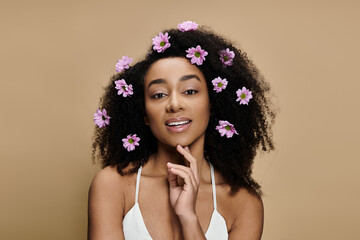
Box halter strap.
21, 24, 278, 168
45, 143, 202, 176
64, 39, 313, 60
209, 162, 217, 210
135, 166, 142, 203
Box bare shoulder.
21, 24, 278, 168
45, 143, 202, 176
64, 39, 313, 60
90, 165, 129, 191
227, 188, 264, 240
88, 165, 134, 240
232, 188, 263, 217
89, 164, 136, 196
90, 166, 125, 203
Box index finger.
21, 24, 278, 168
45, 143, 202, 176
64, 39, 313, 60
176, 145, 199, 183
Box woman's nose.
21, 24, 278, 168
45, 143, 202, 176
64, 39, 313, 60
166, 92, 184, 113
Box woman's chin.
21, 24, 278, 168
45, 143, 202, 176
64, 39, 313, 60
158, 138, 191, 149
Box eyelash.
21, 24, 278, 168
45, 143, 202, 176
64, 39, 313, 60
151, 93, 166, 99
185, 89, 198, 95
151, 89, 198, 99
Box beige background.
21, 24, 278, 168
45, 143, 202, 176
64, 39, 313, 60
1, 0, 359, 239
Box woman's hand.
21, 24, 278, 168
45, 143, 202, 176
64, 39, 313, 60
167, 145, 200, 218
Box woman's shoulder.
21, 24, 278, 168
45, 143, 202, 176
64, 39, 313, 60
89, 167, 120, 207
89, 164, 138, 211
221, 186, 263, 214
228, 186, 262, 203
88, 165, 138, 236
88, 165, 137, 239
231, 188, 263, 215
90, 164, 136, 196
220, 187, 263, 237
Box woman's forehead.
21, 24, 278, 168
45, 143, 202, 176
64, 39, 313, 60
144, 57, 205, 86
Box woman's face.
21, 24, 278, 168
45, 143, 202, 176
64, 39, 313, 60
144, 57, 210, 148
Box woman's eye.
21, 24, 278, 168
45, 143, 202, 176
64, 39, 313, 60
152, 93, 166, 99
185, 89, 198, 95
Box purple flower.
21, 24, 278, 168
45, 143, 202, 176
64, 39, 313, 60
219, 48, 235, 67
186, 45, 208, 65
212, 77, 228, 93
215, 120, 239, 138
115, 79, 133, 97
93, 109, 111, 128
115, 56, 133, 73
152, 32, 171, 53
122, 134, 140, 151
236, 87, 253, 105
178, 21, 198, 32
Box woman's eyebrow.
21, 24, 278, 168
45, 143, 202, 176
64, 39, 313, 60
147, 74, 201, 88
148, 79, 166, 88
180, 74, 200, 82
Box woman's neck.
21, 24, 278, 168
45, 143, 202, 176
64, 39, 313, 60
145, 136, 210, 183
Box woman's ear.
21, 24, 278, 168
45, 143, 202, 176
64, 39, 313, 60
142, 106, 149, 125
144, 115, 149, 125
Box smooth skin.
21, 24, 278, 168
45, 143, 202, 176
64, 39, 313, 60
88, 57, 264, 240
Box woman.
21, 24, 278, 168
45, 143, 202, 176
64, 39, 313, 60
89, 21, 275, 240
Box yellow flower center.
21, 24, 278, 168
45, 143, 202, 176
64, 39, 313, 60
217, 82, 223, 87
241, 93, 246, 99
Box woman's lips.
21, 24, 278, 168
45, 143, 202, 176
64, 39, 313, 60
165, 117, 191, 125
165, 120, 192, 133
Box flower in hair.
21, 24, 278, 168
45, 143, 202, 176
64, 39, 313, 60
152, 32, 171, 53
94, 109, 111, 128
122, 134, 140, 151
115, 56, 133, 73
216, 120, 239, 138
178, 21, 198, 32
186, 45, 208, 65
219, 48, 235, 67
212, 77, 228, 93
115, 79, 133, 97
236, 87, 252, 105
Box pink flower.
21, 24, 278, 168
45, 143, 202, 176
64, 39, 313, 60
219, 48, 235, 67
94, 109, 111, 128
236, 87, 253, 105
216, 120, 239, 138
115, 56, 133, 73
122, 134, 140, 151
152, 32, 171, 53
186, 45, 208, 65
115, 79, 133, 97
212, 77, 228, 93
178, 21, 198, 32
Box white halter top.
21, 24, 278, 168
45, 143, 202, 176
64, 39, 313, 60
122, 162, 228, 240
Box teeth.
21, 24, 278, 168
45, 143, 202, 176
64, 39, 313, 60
167, 121, 190, 126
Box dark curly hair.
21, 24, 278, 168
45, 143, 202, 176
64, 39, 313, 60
92, 26, 276, 195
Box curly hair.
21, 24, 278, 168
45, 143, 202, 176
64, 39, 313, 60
92, 26, 276, 195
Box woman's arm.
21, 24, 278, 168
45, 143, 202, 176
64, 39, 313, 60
167, 145, 206, 240
178, 213, 207, 240
228, 190, 264, 240
88, 167, 125, 240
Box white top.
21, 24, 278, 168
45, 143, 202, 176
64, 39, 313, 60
122, 162, 228, 240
